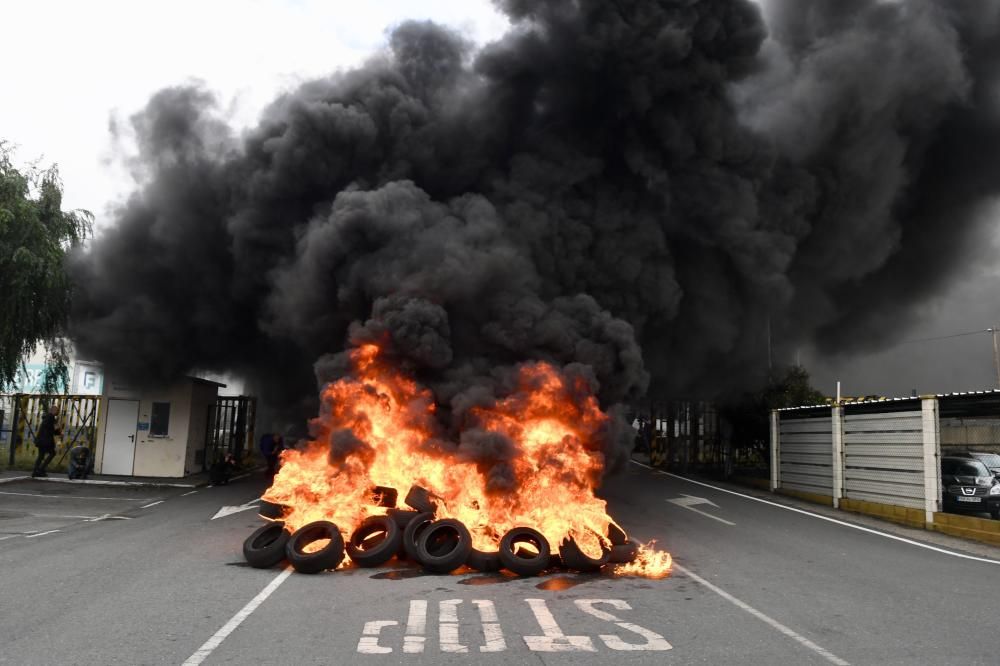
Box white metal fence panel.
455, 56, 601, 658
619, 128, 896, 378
779, 415, 833, 497
843, 410, 925, 509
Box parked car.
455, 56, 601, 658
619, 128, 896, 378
941, 456, 1000, 519
965, 451, 1000, 478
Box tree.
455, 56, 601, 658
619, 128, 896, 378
721, 365, 827, 467
0, 143, 92, 392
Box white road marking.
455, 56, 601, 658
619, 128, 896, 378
140, 500, 164, 509
25, 530, 60, 538
182, 567, 292, 665
439, 599, 468, 653
0, 476, 30, 484
181, 490, 198, 496
574, 600, 672, 651
523, 598, 596, 652
0, 535, 17, 541
473, 600, 506, 653
404, 599, 427, 653
0, 490, 153, 502
33, 477, 196, 488
667, 495, 735, 525
357, 621, 398, 654
84, 514, 132, 522
675, 563, 850, 665
211, 499, 261, 520
633, 462, 1000, 566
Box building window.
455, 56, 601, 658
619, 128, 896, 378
151, 402, 171, 437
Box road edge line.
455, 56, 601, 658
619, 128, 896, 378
182, 567, 293, 665
631, 461, 1000, 566
674, 563, 849, 665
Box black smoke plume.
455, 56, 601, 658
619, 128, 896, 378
71, 0, 1000, 467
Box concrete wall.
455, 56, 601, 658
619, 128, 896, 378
132, 381, 193, 478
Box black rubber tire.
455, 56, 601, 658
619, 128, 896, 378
499, 527, 551, 577
347, 515, 402, 567
258, 500, 285, 520
416, 519, 473, 574
243, 522, 289, 568
559, 536, 611, 572
991, 509, 1000, 520
403, 512, 435, 561
286, 521, 346, 574
607, 523, 628, 546
609, 538, 640, 564
387, 508, 421, 528
404, 485, 437, 514
466, 547, 502, 572
370, 486, 398, 508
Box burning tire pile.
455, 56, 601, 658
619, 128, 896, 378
241, 345, 671, 579
242, 485, 645, 577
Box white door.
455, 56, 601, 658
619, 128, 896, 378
103, 399, 139, 475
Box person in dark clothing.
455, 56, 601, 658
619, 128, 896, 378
67, 445, 92, 480
260, 432, 284, 478
32, 405, 61, 478
209, 452, 237, 485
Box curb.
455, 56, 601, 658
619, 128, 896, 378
0, 466, 265, 490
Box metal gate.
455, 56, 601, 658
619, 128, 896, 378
5, 394, 102, 472
203, 396, 257, 469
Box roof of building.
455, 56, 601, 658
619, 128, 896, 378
776, 388, 1000, 412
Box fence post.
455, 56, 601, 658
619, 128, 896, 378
769, 410, 780, 492
831, 405, 844, 509
920, 396, 941, 525
9, 394, 22, 467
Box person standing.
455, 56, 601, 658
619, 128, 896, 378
260, 432, 284, 479
32, 404, 61, 478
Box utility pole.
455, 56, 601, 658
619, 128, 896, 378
986, 326, 1000, 389
766, 316, 772, 376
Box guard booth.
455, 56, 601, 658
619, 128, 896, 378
95, 376, 228, 478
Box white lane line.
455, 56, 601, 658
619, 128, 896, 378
0, 535, 17, 541
630, 461, 1000, 566
25, 530, 61, 539
0, 476, 30, 484
0, 490, 154, 502
183, 567, 293, 665
140, 500, 164, 509
675, 563, 849, 665
181, 490, 198, 496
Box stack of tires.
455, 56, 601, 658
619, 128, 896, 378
243, 485, 640, 575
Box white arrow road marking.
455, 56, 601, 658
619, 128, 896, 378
667, 494, 734, 525
211, 498, 261, 520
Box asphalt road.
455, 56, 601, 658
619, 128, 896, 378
1, 462, 999, 665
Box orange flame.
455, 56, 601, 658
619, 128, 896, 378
263, 344, 669, 577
